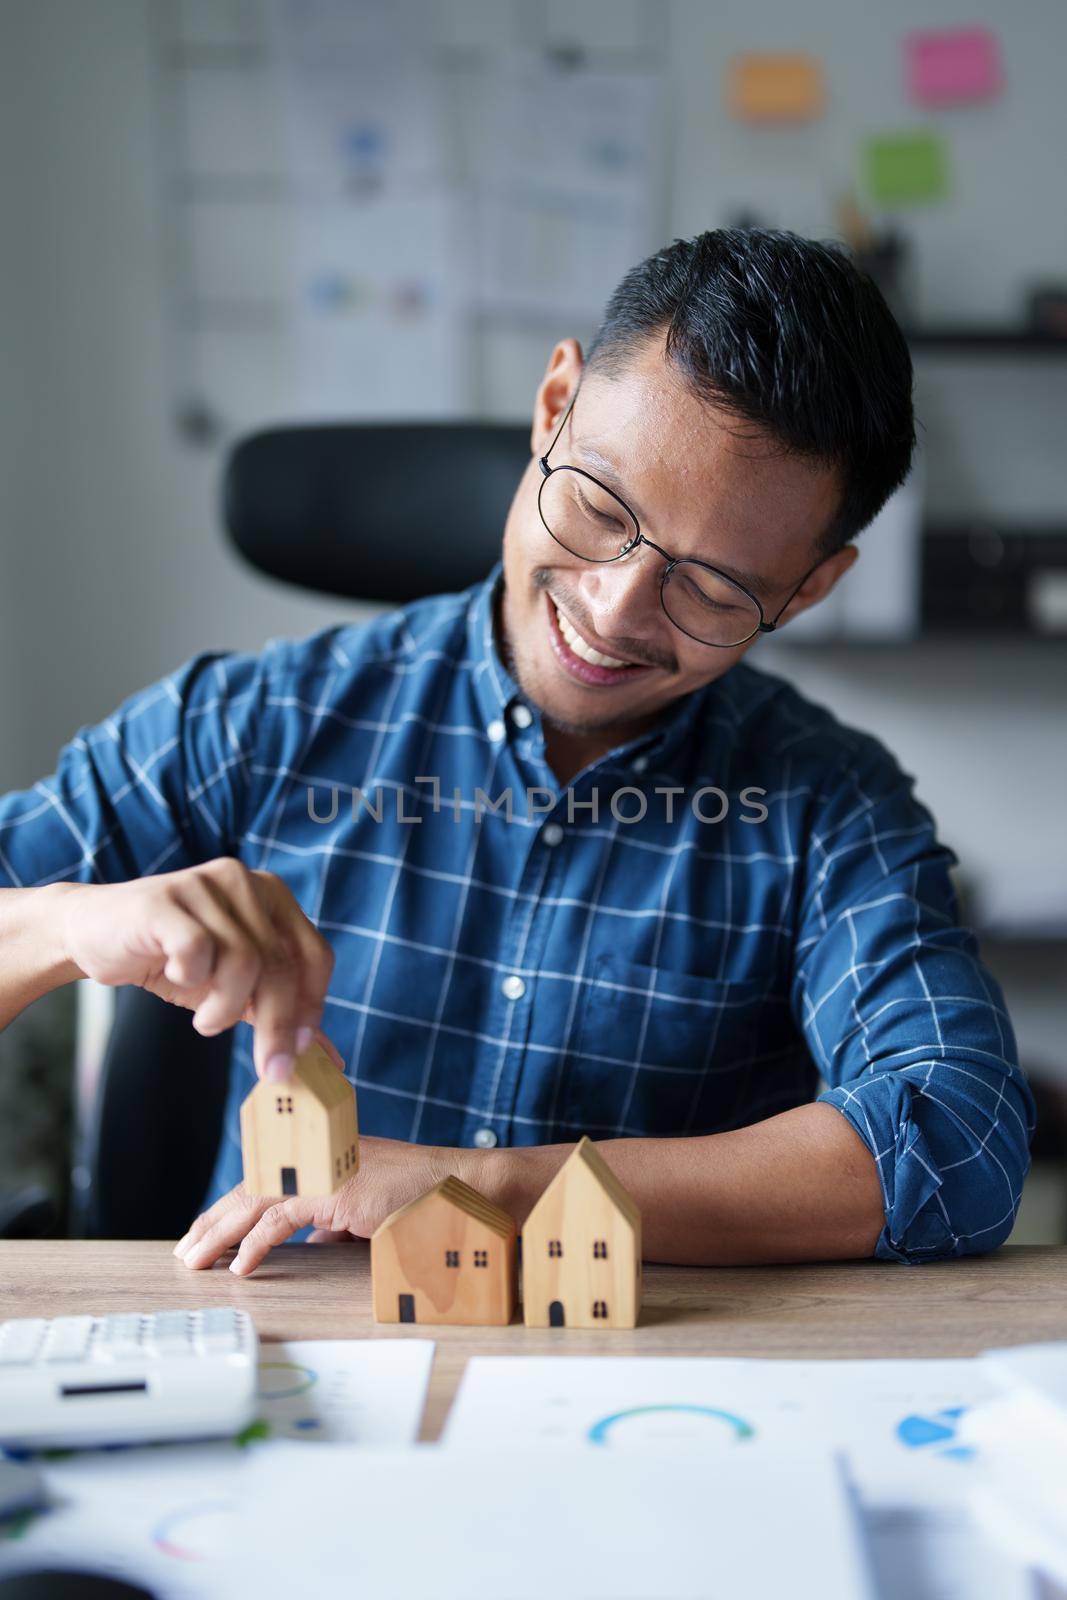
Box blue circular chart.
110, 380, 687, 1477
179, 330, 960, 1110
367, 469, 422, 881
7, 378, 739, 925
588, 1404, 756, 1447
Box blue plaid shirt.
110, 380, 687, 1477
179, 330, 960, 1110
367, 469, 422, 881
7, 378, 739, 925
0, 564, 1034, 1262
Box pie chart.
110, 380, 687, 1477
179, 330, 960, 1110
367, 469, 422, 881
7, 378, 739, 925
896, 1406, 975, 1461
152, 1500, 236, 1562
588, 1404, 756, 1447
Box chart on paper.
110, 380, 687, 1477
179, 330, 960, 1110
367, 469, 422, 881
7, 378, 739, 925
443, 1355, 998, 1490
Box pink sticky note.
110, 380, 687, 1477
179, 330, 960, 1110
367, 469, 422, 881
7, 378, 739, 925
905, 27, 1003, 107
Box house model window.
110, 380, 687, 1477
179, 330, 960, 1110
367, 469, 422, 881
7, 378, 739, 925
593, 1240, 608, 1259
275, 1096, 294, 1114
592, 1300, 608, 1319
473, 1249, 489, 1268
548, 1239, 563, 1258
445, 1249, 460, 1268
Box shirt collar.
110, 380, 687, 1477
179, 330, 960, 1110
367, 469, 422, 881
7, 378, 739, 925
466, 560, 720, 774
468, 561, 520, 732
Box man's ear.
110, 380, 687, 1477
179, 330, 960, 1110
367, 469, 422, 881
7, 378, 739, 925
531, 338, 584, 456
774, 543, 859, 628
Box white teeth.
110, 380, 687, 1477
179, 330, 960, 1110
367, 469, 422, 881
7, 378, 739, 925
552, 600, 629, 668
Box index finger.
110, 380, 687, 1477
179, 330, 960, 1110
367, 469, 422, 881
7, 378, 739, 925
255, 872, 335, 1037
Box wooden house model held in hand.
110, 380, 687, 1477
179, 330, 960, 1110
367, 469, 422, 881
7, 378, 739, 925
372, 1176, 517, 1326
239, 1041, 358, 1198
521, 1136, 641, 1329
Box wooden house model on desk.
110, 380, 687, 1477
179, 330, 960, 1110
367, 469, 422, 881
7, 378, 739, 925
372, 1176, 517, 1325
240, 1041, 359, 1198
521, 1136, 642, 1329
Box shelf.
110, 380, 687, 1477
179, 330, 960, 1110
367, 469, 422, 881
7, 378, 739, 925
905, 328, 1067, 354
771, 631, 1066, 649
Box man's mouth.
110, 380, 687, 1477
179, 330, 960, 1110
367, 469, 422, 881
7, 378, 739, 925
545, 593, 655, 688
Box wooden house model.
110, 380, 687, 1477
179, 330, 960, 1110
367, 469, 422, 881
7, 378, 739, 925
240, 1041, 358, 1198
521, 1136, 642, 1329
372, 1176, 517, 1326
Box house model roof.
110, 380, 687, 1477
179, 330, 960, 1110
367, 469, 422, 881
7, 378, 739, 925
373, 1175, 516, 1241
251, 1042, 353, 1109
528, 1136, 640, 1228
298, 1046, 354, 1107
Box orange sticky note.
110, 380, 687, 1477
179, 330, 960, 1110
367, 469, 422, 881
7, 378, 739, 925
727, 53, 826, 123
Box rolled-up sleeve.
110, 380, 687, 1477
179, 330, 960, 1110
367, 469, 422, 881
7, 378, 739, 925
793, 737, 1035, 1264
0, 650, 268, 891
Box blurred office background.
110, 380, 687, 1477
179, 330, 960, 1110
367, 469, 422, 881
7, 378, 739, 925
0, 0, 1064, 1240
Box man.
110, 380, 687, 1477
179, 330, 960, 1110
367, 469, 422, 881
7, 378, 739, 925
0, 230, 1033, 1275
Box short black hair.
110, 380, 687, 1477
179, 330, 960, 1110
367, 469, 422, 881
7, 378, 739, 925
584, 229, 916, 555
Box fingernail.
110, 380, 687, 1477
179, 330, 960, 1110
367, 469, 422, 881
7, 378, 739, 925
229, 1259, 244, 1275
295, 1026, 314, 1053
173, 1237, 190, 1258
264, 1054, 295, 1082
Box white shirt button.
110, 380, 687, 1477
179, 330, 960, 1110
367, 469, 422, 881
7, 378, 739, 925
487, 719, 506, 743
542, 823, 564, 847
511, 704, 533, 729
473, 1127, 499, 1149
632, 755, 649, 773
501, 974, 526, 1001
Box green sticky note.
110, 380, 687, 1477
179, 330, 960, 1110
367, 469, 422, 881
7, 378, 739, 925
862, 131, 950, 206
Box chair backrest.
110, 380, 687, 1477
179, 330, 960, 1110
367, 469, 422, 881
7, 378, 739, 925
80, 986, 232, 1238
224, 421, 532, 601
85, 422, 530, 1235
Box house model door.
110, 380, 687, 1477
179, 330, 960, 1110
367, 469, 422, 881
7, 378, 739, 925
281, 1166, 297, 1195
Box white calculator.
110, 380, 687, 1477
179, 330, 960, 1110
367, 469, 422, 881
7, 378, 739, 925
0, 1308, 259, 1450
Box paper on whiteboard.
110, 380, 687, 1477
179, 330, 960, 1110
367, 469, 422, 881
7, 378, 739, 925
473, 49, 667, 321
269, 0, 468, 419
284, 190, 469, 419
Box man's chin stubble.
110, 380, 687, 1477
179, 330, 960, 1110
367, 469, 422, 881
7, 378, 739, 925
501, 636, 657, 739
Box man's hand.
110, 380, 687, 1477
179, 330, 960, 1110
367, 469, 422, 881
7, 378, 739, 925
173, 1136, 457, 1276
55, 858, 334, 1080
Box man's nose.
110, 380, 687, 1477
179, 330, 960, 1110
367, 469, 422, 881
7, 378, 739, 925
576, 542, 664, 644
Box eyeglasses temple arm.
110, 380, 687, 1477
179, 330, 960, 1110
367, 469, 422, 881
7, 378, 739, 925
761, 556, 826, 632
539, 387, 579, 476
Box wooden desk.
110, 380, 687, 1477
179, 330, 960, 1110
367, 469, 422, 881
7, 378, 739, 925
2, 1242, 1064, 1439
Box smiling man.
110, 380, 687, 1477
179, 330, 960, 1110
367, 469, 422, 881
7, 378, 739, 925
0, 230, 1033, 1274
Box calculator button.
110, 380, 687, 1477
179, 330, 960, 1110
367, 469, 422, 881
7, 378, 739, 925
99, 1314, 145, 1344
201, 1309, 239, 1329
41, 1317, 94, 1363
97, 1317, 145, 1360
0, 1320, 47, 1364
197, 1310, 241, 1353
146, 1312, 194, 1357
152, 1312, 192, 1335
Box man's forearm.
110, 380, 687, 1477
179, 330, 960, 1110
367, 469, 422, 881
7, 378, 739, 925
0, 884, 83, 1033
477, 1102, 885, 1266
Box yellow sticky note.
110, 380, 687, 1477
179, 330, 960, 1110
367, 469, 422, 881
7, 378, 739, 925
727, 53, 826, 123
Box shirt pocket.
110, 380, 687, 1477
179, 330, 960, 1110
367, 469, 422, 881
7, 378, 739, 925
563, 952, 768, 1138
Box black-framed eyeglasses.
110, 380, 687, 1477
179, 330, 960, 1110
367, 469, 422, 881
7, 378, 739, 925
537, 386, 820, 649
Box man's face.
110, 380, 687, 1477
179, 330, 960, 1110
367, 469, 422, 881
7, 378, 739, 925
499, 334, 850, 746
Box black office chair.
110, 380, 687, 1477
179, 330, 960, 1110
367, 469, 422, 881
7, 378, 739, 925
76, 420, 532, 1237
